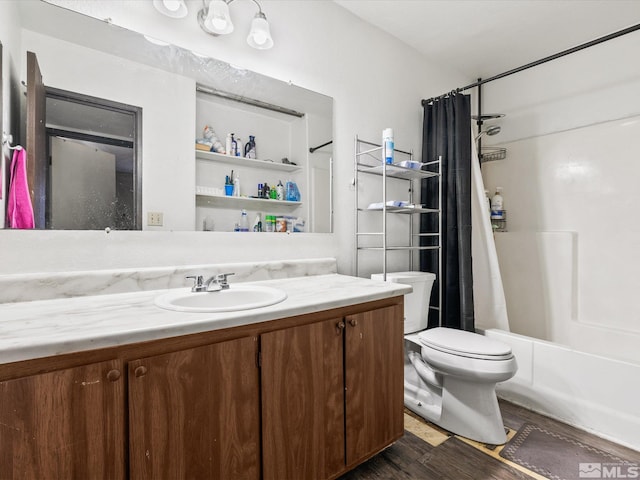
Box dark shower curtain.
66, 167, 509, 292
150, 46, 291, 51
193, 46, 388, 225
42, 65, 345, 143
420, 93, 474, 332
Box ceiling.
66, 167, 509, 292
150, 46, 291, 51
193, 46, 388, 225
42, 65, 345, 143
334, 0, 640, 82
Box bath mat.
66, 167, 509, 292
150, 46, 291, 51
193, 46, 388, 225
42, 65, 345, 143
500, 423, 637, 480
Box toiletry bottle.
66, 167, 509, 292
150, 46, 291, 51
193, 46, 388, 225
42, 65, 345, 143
276, 180, 284, 201
233, 174, 240, 197
490, 187, 504, 219
285, 180, 300, 201
253, 213, 262, 232
383, 128, 394, 164
264, 215, 273, 232
231, 134, 237, 157
239, 209, 249, 232
244, 135, 257, 159
236, 137, 243, 157
225, 133, 232, 155
484, 189, 491, 216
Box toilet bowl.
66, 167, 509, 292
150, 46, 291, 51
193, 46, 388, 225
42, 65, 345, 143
405, 328, 517, 445
372, 271, 517, 445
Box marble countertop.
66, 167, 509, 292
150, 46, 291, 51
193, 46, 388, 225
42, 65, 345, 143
0, 274, 411, 365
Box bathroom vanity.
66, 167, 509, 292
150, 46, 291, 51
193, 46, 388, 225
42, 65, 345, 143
0, 273, 409, 480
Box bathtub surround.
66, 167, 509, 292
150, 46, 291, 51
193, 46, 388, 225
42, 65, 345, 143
486, 329, 640, 451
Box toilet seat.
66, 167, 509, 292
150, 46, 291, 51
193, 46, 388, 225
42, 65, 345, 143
417, 327, 513, 361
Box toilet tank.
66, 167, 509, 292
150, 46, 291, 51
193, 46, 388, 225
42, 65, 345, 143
371, 271, 436, 334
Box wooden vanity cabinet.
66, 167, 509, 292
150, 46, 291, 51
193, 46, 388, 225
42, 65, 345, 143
0, 297, 403, 480
128, 336, 261, 480
261, 303, 404, 480
0, 359, 126, 479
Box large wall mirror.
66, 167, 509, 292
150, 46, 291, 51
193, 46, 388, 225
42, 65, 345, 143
3, 0, 333, 233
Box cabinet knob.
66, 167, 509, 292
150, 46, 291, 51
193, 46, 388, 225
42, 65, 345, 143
106, 369, 121, 382
134, 366, 148, 377
349, 318, 358, 327
336, 321, 345, 333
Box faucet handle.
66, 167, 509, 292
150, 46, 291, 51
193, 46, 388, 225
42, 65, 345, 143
186, 275, 204, 291
215, 272, 235, 285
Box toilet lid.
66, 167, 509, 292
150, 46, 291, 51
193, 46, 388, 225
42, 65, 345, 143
417, 327, 513, 360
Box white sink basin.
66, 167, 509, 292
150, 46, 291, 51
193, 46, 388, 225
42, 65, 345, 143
154, 285, 287, 313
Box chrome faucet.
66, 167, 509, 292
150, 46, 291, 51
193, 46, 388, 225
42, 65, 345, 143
186, 273, 235, 292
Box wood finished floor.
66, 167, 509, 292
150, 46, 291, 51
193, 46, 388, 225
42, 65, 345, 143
338, 400, 640, 480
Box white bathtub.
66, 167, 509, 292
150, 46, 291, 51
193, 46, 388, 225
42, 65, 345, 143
482, 328, 640, 451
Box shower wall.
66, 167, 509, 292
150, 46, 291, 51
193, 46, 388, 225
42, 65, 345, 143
478, 30, 640, 366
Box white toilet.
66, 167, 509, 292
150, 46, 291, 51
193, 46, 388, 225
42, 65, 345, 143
372, 271, 517, 445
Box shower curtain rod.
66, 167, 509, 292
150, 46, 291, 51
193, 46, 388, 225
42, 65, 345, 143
421, 22, 640, 105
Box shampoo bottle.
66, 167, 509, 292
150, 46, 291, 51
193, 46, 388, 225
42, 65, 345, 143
490, 187, 504, 219
382, 128, 394, 164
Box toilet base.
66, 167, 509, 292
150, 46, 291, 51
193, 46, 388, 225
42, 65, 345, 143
404, 375, 508, 445
404, 347, 509, 445
437, 376, 507, 445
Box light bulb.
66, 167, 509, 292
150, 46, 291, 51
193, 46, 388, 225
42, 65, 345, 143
211, 17, 228, 30
247, 13, 273, 50
252, 31, 267, 46
153, 0, 188, 18
163, 0, 181, 12
204, 0, 233, 35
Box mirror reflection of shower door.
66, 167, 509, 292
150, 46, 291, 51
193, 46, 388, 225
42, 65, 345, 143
50, 138, 116, 230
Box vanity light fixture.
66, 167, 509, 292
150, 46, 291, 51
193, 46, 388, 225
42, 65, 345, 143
152, 0, 188, 18
197, 0, 274, 50
201, 0, 234, 34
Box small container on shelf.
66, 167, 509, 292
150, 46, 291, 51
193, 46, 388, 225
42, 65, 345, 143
491, 211, 507, 232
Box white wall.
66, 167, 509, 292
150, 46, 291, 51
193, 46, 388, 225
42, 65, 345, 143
0, 0, 465, 274
479, 31, 640, 365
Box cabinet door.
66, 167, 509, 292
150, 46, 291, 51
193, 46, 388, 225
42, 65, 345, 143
345, 304, 404, 466
128, 336, 261, 480
0, 359, 126, 479
261, 318, 345, 480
